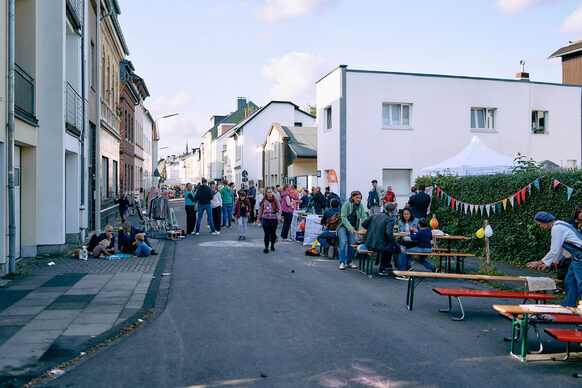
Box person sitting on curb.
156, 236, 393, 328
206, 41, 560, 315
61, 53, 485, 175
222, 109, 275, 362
396, 218, 437, 279
317, 198, 341, 258
93, 238, 113, 259
361, 202, 405, 276
118, 221, 157, 255
133, 233, 153, 257
526, 211, 582, 307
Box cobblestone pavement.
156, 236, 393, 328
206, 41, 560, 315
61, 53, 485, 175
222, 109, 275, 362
0, 237, 167, 384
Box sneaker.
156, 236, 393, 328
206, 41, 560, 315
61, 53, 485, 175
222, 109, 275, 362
271, 246, 275, 251
339, 263, 345, 270
195, 232, 200, 236
263, 248, 269, 253
396, 275, 409, 281
378, 271, 390, 276
346, 263, 358, 269
242, 236, 246, 240
150, 250, 158, 255
327, 246, 335, 259
207, 225, 210, 228
238, 236, 242, 241
211, 231, 220, 235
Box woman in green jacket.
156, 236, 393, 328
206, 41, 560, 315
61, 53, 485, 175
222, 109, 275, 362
336, 191, 367, 270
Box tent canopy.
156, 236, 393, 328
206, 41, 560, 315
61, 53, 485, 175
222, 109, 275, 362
421, 136, 515, 176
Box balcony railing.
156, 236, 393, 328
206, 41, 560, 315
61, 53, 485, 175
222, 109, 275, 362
100, 99, 120, 134
65, 81, 84, 136
15, 63, 35, 119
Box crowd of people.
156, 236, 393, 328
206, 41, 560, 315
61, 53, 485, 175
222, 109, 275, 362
86, 221, 157, 259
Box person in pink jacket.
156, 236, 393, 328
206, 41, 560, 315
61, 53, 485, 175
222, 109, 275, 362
234, 191, 252, 240
258, 187, 282, 253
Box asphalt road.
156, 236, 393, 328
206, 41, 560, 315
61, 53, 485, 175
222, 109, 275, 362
45, 201, 582, 387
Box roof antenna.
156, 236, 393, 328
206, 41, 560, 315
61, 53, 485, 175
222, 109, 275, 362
519, 60, 525, 73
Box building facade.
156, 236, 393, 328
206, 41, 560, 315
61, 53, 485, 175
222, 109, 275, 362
550, 40, 582, 85
316, 65, 582, 206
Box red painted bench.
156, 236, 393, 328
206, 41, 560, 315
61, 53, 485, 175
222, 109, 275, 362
499, 312, 582, 354
433, 288, 557, 321
545, 328, 582, 364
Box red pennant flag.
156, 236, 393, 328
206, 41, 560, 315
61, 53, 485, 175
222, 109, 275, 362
554, 179, 560, 189
521, 187, 527, 201
451, 198, 456, 210
437, 187, 441, 197
515, 193, 521, 205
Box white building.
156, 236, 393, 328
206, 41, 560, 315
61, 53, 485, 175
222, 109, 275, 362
227, 101, 315, 188
143, 110, 154, 190
316, 65, 582, 206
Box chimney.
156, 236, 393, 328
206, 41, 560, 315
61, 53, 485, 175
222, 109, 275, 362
516, 60, 529, 81
237, 97, 247, 111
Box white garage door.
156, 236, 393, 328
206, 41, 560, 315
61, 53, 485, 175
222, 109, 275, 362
382, 169, 411, 210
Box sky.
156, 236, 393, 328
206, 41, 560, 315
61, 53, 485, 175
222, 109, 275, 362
117, 0, 582, 158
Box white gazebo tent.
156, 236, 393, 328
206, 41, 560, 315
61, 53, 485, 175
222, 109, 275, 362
421, 136, 515, 176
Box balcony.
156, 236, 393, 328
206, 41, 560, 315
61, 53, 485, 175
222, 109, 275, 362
100, 99, 120, 137
15, 63, 37, 126
65, 81, 84, 137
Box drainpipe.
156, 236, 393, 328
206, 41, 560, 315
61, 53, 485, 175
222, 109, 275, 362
79, 1, 87, 240
94, 0, 101, 232
7, 0, 15, 273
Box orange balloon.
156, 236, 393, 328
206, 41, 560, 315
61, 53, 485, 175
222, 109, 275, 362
430, 217, 439, 228
299, 221, 306, 231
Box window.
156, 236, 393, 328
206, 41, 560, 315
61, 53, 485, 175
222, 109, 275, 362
471, 107, 496, 130
325, 106, 332, 130
532, 111, 547, 134
101, 156, 109, 199
382, 103, 411, 128
112, 160, 118, 197
90, 42, 95, 88
294, 122, 302, 127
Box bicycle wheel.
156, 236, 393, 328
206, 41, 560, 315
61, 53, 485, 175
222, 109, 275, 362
127, 206, 136, 216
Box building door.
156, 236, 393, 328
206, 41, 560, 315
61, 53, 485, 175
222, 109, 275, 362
382, 169, 411, 208
14, 146, 21, 258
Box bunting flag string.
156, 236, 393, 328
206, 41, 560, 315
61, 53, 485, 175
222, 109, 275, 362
434, 175, 577, 216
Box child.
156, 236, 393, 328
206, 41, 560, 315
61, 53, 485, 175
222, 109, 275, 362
134, 233, 152, 257
396, 218, 437, 278
93, 239, 113, 259
114, 193, 131, 223
234, 191, 251, 240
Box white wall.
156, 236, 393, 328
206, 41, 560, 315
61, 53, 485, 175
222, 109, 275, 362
317, 67, 582, 206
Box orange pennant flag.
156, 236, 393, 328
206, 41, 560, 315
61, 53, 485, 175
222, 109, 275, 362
515, 193, 521, 205
502, 198, 507, 210
521, 187, 527, 201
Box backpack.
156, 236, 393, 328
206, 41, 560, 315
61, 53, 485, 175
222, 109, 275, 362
327, 212, 341, 230
305, 248, 320, 256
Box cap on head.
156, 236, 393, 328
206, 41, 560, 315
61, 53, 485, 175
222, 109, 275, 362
371, 179, 377, 184
534, 212, 556, 223
384, 202, 396, 213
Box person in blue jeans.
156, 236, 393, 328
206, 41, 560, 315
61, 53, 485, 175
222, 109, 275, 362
336, 191, 367, 270
195, 178, 219, 235
221, 182, 235, 227
397, 218, 436, 277
317, 199, 341, 256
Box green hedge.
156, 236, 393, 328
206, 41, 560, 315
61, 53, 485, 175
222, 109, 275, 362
415, 171, 582, 266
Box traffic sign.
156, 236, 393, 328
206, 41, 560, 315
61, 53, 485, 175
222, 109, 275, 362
242, 170, 248, 178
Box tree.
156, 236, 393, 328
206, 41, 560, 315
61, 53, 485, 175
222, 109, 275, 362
309, 105, 316, 117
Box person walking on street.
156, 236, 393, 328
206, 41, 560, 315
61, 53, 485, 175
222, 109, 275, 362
248, 180, 257, 223
114, 193, 131, 223
526, 212, 582, 307
336, 191, 367, 270
234, 190, 251, 240
195, 178, 219, 235
255, 188, 265, 225
367, 179, 384, 215
221, 180, 234, 228
258, 187, 282, 253
280, 184, 301, 241
184, 183, 197, 235
407, 184, 431, 220
211, 183, 222, 232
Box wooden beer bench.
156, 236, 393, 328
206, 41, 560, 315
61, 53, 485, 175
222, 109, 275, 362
405, 251, 475, 273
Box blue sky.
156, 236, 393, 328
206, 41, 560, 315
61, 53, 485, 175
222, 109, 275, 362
118, 0, 582, 158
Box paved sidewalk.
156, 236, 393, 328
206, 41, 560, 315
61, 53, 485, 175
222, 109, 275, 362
0, 237, 166, 384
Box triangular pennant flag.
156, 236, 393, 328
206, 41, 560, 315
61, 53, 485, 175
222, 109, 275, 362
497, 202, 503, 214
515, 193, 521, 205
437, 187, 441, 198
534, 178, 540, 190
447, 196, 451, 206
480, 205, 484, 216
456, 201, 460, 211
554, 179, 560, 189
568, 187, 574, 201
502, 199, 507, 210
451, 198, 456, 210
527, 184, 532, 195
509, 196, 514, 207
491, 203, 496, 214
464, 203, 469, 215
486, 204, 491, 216
521, 187, 527, 202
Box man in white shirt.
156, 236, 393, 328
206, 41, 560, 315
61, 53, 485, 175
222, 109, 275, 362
527, 212, 582, 307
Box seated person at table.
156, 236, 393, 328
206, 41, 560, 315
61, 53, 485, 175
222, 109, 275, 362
118, 221, 156, 255
397, 218, 437, 275
317, 199, 341, 256
133, 233, 152, 257
361, 202, 405, 276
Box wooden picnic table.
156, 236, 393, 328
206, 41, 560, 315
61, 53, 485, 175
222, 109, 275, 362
396, 233, 473, 273
493, 304, 582, 362
393, 271, 558, 311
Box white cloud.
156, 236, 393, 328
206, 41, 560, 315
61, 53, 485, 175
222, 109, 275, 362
261, 52, 329, 108
561, 4, 582, 36
147, 92, 196, 119
253, 0, 336, 22
495, 0, 555, 14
